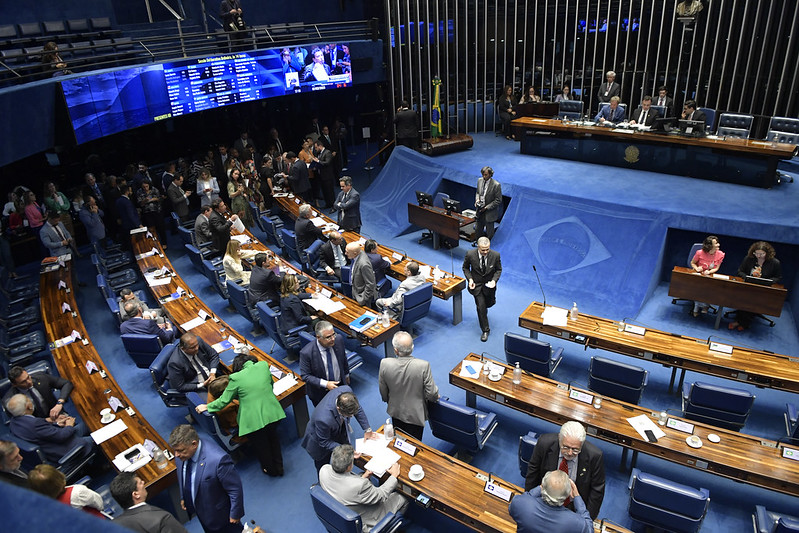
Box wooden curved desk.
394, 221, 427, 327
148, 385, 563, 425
130, 231, 310, 436
450, 353, 799, 498
39, 257, 180, 511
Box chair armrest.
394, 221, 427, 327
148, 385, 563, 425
58, 443, 90, 466
551, 347, 564, 360
74, 475, 91, 486
373, 512, 404, 533
288, 325, 309, 336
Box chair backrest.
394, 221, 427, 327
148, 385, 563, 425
67, 19, 90, 33
517, 431, 539, 478
398, 282, 433, 327
202, 259, 228, 299
226, 280, 255, 323
651, 104, 668, 118
249, 202, 265, 232
176, 225, 194, 247
767, 117, 799, 145
305, 239, 325, 273
504, 332, 554, 377
185, 244, 205, 273
256, 301, 288, 350
683, 381, 754, 431
261, 215, 284, 247
185, 392, 241, 452
433, 192, 449, 208
43, 21, 66, 35
339, 265, 352, 298
558, 99, 584, 119
628, 468, 710, 533
280, 228, 302, 264
588, 356, 648, 405
427, 397, 480, 449
310, 484, 363, 533
90, 17, 112, 31
698, 107, 716, 132
717, 113, 753, 137
120, 334, 163, 368
148, 341, 185, 407
0, 361, 51, 424
776, 517, 799, 533
18, 22, 42, 38
598, 101, 628, 118
687, 243, 703, 268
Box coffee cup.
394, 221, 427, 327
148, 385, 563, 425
489, 371, 501, 380
409, 464, 424, 479
100, 408, 111, 417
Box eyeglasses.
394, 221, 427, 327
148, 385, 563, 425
561, 445, 582, 454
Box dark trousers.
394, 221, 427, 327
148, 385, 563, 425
397, 137, 420, 151
320, 178, 336, 208
249, 422, 283, 475
471, 286, 497, 333
314, 454, 331, 473
499, 111, 513, 136
393, 418, 424, 441
200, 518, 244, 533
475, 212, 496, 240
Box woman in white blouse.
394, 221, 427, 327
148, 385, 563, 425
223, 239, 257, 285
196, 167, 221, 207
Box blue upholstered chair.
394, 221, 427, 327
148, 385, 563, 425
651, 104, 668, 117
588, 356, 648, 405
517, 431, 539, 478
201, 259, 229, 300
310, 484, 405, 533
256, 301, 307, 357
185, 392, 242, 453
503, 332, 563, 378
597, 102, 628, 119
0, 360, 51, 424
427, 397, 498, 456
120, 333, 164, 368
681, 381, 754, 431
339, 265, 353, 298
398, 282, 433, 335
628, 468, 710, 533
0, 328, 49, 368
784, 403, 798, 442
766, 117, 799, 145
717, 113, 754, 139
0, 290, 40, 335
148, 340, 185, 407
92, 255, 137, 291
226, 280, 259, 326
558, 99, 584, 119
297, 330, 363, 375
672, 243, 709, 309
261, 214, 285, 248
753, 505, 799, 533
280, 228, 304, 267
698, 107, 716, 132
0, 423, 96, 483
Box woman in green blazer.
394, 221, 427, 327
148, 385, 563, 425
196, 353, 286, 476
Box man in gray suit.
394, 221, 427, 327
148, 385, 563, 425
474, 166, 502, 241
331, 176, 361, 233
40, 212, 76, 257
110, 472, 189, 533
375, 261, 426, 320
345, 241, 376, 307
378, 331, 439, 439
319, 444, 408, 531
167, 175, 191, 222
194, 205, 213, 247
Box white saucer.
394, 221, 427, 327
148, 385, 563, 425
686, 435, 703, 448
707, 433, 721, 443
408, 471, 424, 482
101, 414, 115, 424
488, 374, 502, 382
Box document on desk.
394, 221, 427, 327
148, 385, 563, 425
230, 234, 251, 245
356, 437, 389, 457
627, 414, 666, 440
180, 317, 206, 331
541, 306, 569, 327
304, 296, 346, 315
144, 271, 173, 287
91, 418, 128, 444
310, 217, 327, 227
363, 447, 401, 476
272, 375, 298, 397
459, 360, 484, 379
418, 265, 432, 279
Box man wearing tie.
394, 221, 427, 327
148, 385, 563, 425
523, 421, 605, 520
166, 333, 219, 393
462, 236, 502, 342
474, 166, 502, 241
170, 424, 244, 533
331, 176, 361, 233
299, 321, 350, 406
655, 86, 673, 115
596, 70, 620, 105
594, 96, 626, 124
681, 99, 707, 130
40, 212, 77, 257
629, 95, 660, 127
167, 174, 192, 223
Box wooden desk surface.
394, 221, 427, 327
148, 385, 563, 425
518, 301, 799, 394
130, 232, 309, 418
668, 266, 787, 317
359, 427, 630, 533
511, 117, 798, 158
39, 258, 176, 496
450, 353, 799, 498
273, 196, 467, 301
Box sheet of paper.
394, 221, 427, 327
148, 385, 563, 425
459, 360, 483, 379
363, 447, 401, 476
91, 418, 128, 444
272, 375, 297, 397
231, 217, 245, 233
541, 306, 569, 327
356, 437, 389, 457
230, 234, 251, 245
626, 414, 666, 440
310, 217, 327, 227
144, 271, 173, 287
304, 296, 346, 315
181, 317, 205, 330
418, 265, 432, 279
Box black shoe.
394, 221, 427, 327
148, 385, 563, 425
480, 331, 488, 342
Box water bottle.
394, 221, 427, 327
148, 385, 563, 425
380, 309, 390, 328
384, 418, 395, 440
512, 362, 522, 385
570, 302, 579, 321
153, 448, 168, 470
242, 520, 256, 533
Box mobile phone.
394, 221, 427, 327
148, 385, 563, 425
124, 449, 141, 462
644, 429, 658, 443
416, 493, 432, 508
358, 317, 372, 326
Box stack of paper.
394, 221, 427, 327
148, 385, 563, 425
541, 306, 569, 327
230, 234, 251, 245
310, 217, 327, 227
91, 418, 128, 444
304, 296, 346, 315
626, 414, 666, 440
459, 360, 484, 379
356, 437, 389, 457
363, 447, 401, 476
273, 375, 298, 397
180, 317, 205, 330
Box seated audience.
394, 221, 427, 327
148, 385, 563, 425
555, 85, 572, 103
279, 274, 316, 334
3, 365, 76, 425
729, 241, 783, 331
223, 239, 257, 285
519, 86, 541, 104
594, 95, 625, 124
690, 235, 724, 316
206, 375, 241, 439
318, 231, 347, 281
109, 471, 189, 532
167, 333, 219, 393
629, 95, 659, 126
248, 252, 282, 306
0, 440, 28, 487
510, 470, 593, 533
118, 288, 163, 322
295, 203, 326, 253
28, 464, 105, 518
120, 302, 175, 344
375, 261, 426, 320
681, 99, 707, 128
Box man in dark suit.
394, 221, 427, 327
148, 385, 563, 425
594, 96, 625, 124
629, 95, 660, 127
81, 172, 106, 210
462, 237, 502, 342
394, 100, 420, 151
109, 472, 189, 533
120, 302, 175, 345
524, 421, 605, 520
232, 131, 255, 157
299, 321, 350, 406
248, 253, 282, 306
474, 166, 502, 241
194, 205, 213, 247
212, 145, 229, 198
681, 99, 707, 130
170, 424, 244, 533
3, 366, 74, 422
331, 176, 361, 233
345, 242, 376, 307
167, 175, 191, 222
116, 185, 142, 236
0, 440, 29, 488
596, 70, 620, 105
312, 140, 336, 208
510, 470, 594, 533
208, 199, 237, 254
301, 386, 374, 472
6, 394, 94, 464
655, 86, 673, 115
364, 239, 390, 289
295, 203, 326, 253
318, 231, 347, 281
167, 333, 219, 393
286, 151, 312, 200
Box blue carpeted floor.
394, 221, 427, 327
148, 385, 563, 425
68, 133, 799, 532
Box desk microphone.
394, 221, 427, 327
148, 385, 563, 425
450, 248, 455, 277
532, 265, 546, 308
391, 247, 407, 265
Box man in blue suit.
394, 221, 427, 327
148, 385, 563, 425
594, 96, 626, 124
169, 424, 244, 533
509, 470, 594, 533
299, 321, 350, 406
120, 302, 175, 345
116, 185, 142, 235
331, 176, 361, 233
301, 386, 374, 472
6, 394, 94, 464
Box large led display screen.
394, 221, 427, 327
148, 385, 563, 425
62, 43, 353, 144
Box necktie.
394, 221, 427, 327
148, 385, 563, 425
559, 457, 572, 506
183, 457, 195, 514
640, 111, 647, 124
480, 255, 486, 272
54, 224, 66, 242
26, 388, 45, 417
325, 347, 336, 381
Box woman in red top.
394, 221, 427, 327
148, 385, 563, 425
690, 235, 725, 316
27, 464, 106, 518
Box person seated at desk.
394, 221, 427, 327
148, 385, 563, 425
0, 440, 28, 488
206, 375, 242, 442
375, 261, 427, 320
594, 96, 625, 124
519, 85, 541, 104
248, 252, 282, 306
120, 302, 175, 344
555, 85, 572, 103
690, 235, 725, 317
279, 273, 317, 334
319, 444, 408, 531
681, 99, 707, 129
497, 85, 518, 140
3, 365, 75, 425
223, 239, 256, 286
629, 95, 660, 126
728, 241, 782, 331
118, 288, 163, 322
28, 464, 105, 519
510, 470, 593, 533
319, 231, 348, 281
167, 333, 219, 393
364, 239, 390, 289
295, 203, 326, 253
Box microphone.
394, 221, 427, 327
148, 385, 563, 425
450, 248, 455, 278
532, 265, 546, 308
391, 247, 407, 265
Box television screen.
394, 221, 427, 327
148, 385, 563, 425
61, 43, 353, 144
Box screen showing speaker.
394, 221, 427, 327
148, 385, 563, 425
61, 43, 353, 144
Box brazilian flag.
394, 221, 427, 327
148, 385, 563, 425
430, 77, 442, 138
